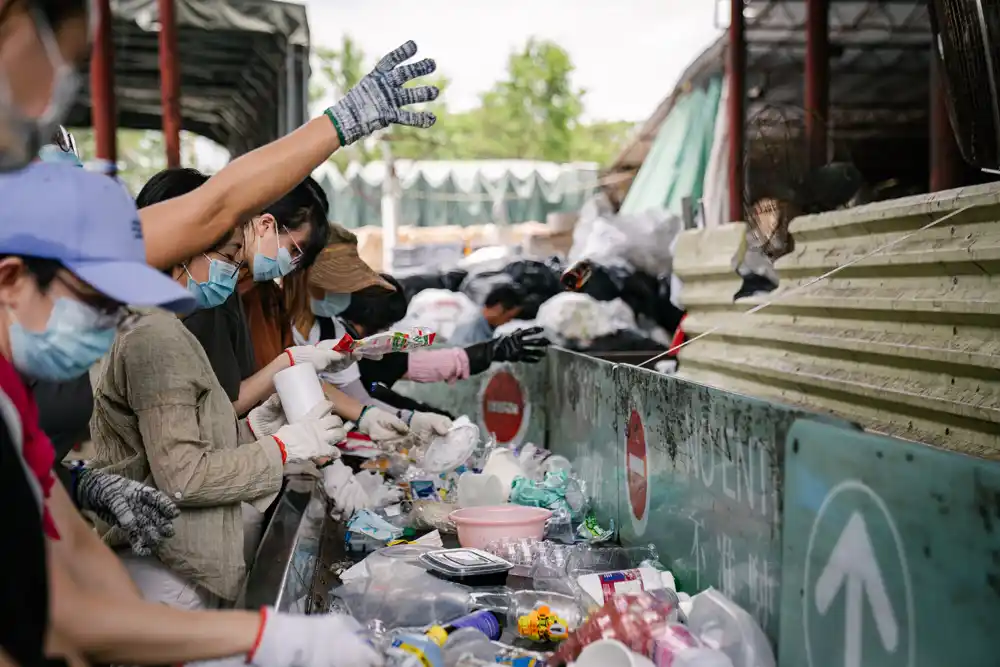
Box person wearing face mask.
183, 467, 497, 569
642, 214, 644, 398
27, 134, 177, 556
136, 170, 336, 418
279, 248, 445, 449
0, 157, 381, 667
237, 177, 329, 378
88, 205, 352, 610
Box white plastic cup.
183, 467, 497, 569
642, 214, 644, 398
574, 639, 655, 667
481, 448, 524, 499
457, 472, 506, 508
273, 363, 325, 424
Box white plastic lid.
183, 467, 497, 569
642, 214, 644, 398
419, 419, 479, 473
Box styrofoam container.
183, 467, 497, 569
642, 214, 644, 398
449, 505, 552, 549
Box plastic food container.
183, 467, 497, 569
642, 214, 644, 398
449, 505, 553, 549
419, 548, 513, 586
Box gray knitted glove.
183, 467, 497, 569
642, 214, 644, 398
75, 469, 180, 556
325, 40, 438, 146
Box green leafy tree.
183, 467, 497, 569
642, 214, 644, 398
475, 39, 584, 162
310, 36, 631, 167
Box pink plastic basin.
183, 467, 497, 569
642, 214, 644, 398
449, 505, 553, 549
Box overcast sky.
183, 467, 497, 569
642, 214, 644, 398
302, 0, 724, 123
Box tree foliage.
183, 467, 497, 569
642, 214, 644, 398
318, 37, 635, 166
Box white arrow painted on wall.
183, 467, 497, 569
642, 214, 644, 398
815, 511, 898, 667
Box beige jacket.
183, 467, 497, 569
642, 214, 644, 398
90, 311, 283, 600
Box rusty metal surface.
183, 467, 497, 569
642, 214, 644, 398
394, 361, 548, 448
613, 364, 852, 643
780, 419, 1000, 667
545, 349, 621, 532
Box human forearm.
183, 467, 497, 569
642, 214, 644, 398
48, 481, 142, 601
48, 552, 259, 665
234, 353, 292, 416
322, 383, 364, 421
140, 119, 340, 269
404, 348, 472, 383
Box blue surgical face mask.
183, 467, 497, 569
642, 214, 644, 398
9, 298, 117, 381
185, 256, 239, 310
310, 293, 351, 318
252, 224, 296, 282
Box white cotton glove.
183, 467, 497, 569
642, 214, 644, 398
322, 460, 372, 517
285, 344, 356, 373
272, 402, 346, 462
247, 607, 383, 667
358, 406, 410, 442
409, 411, 453, 443
246, 393, 286, 438
355, 470, 404, 508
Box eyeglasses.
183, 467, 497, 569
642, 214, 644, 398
282, 225, 305, 266
51, 126, 78, 157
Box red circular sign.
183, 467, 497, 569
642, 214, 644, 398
481, 371, 526, 444
626, 408, 648, 521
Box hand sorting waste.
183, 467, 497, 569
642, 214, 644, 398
272, 401, 346, 461
359, 405, 412, 441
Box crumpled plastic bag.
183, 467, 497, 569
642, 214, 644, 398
509, 469, 587, 521
535, 292, 636, 346
686, 588, 775, 667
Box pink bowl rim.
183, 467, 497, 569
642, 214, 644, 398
449, 505, 553, 526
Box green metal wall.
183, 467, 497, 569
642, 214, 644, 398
393, 348, 1000, 665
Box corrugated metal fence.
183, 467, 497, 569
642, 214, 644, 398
674, 183, 1000, 459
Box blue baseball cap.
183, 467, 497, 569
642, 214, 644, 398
0, 162, 196, 313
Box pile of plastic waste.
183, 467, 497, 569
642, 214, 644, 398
319, 420, 777, 667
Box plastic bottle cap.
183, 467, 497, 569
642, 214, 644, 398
425, 626, 448, 646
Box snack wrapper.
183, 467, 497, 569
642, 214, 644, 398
550, 591, 680, 665
332, 328, 436, 359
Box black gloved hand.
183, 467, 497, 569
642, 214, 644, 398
491, 326, 551, 363
465, 327, 551, 375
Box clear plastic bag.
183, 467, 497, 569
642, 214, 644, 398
332, 559, 472, 629
686, 588, 775, 667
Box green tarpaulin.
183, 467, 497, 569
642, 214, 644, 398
313, 160, 600, 228
620, 76, 723, 217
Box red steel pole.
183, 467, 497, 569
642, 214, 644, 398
805, 0, 830, 169
930, 43, 962, 191
157, 0, 181, 168
728, 0, 747, 222
89, 0, 116, 166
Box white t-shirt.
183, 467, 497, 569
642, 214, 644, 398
291, 318, 361, 389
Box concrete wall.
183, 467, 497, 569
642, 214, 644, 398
674, 183, 1000, 458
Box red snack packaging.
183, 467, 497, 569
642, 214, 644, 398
550, 591, 679, 665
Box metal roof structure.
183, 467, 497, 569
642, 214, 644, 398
608, 0, 932, 181
65, 0, 311, 157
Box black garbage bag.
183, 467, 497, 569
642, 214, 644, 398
567, 329, 668, 353
579, 263, 631, 301
441, 268, 468, 292
395, 270, 447, 305
500, 259, 561, 320
459, 270, 516, 307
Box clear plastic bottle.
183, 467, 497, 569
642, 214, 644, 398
441, 628, 500, 667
